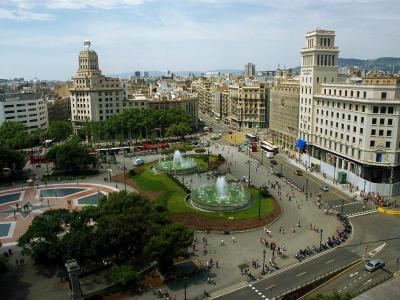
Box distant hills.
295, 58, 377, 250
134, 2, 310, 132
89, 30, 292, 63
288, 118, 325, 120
338, 57, 400, 73
114, 57, 400, 78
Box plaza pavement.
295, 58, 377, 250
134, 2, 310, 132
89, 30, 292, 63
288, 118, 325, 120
0, 138, 344, 300
134, 140, 343, 300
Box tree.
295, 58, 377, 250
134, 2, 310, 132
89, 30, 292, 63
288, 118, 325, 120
45, 137, 96, 173
0, 121, 36, 149
144, 223, 193, 273
111, 264, 140, 287
0, 146, 25, 174
47, 121, 72, 142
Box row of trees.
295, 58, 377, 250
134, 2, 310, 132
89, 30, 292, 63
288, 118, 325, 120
80, 108, 192, 143
0, 120, 72, 151
18, 191, 193, 275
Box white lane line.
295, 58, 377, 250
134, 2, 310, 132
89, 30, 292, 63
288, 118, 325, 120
351, 248, 358, 252
349, 271, 359, 278
363, 279, 373, 286
297, 271, 307, 277
325, 259, 335, 264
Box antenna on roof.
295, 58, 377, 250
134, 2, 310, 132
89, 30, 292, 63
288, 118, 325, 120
84, 40, 91, 50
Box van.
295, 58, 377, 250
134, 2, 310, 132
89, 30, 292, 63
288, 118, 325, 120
133, 159, 145, 166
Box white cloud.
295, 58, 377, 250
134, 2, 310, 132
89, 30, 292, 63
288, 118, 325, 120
0, 7, 53, 20
6, 0, 146, 10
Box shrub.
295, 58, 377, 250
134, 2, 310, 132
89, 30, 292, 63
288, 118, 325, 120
194, 148, 206, 154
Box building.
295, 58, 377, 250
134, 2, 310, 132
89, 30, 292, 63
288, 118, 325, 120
297, 29, 400, 196
69, 41, 128, 132
244, 63, 256, 77
134, 71, 141, 78
227, 83, 269, 130
144, 71, 149, 78
270, 77, 300, 152
0, 92, 48, 133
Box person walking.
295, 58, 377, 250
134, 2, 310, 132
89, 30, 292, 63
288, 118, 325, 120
232, 236, 236, 243
220, 239, 225, 246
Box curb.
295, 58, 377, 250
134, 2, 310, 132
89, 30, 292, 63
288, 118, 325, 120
377, 207, 400, 215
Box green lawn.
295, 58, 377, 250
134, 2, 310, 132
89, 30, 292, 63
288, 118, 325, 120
130, 164, 274, 220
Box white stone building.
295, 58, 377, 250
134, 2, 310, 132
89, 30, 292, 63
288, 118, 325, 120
70, 41, 129, 132
0, 92, 48, 133
297, 29, 400, 196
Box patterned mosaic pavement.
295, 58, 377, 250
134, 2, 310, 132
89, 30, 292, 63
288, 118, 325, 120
0, 183, 117, 246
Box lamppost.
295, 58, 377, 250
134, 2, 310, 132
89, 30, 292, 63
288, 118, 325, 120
258, 187, 262, 220
246, 160, 251, 188
305, 178, 309, 200
319, 229, 323, 250
280, 163, 283, 176
184, 276, 187, 300
123, 164, 127, 191
262, 249, 267, 275
108, 168, 112, 182
341, 199, 345, 215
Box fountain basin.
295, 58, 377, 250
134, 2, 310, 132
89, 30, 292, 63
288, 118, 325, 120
191, 185, 251, 212
153, 150, 198, 174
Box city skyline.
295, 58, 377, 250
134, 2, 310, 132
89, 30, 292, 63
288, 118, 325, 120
0, 0, 399, 80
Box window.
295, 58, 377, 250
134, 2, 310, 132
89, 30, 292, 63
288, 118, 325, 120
363, 91, 366, 98
361, 117, 364, 124
388, 107, 394, 114
360, 128, 363, 134
373, 106, 379, 113
380, 119, 385, 125
376, 153, 382, 162
372, 118, 377, 125
362, 105, 365, 112
386, 142, 391, 148
370, 140, 375, 147
388, 119, 393, 125
387, 130, 392, 137
380, 107, 386, 113
371, 129, 376, 135
379, 130, 384, 136
381, 92, 387, 99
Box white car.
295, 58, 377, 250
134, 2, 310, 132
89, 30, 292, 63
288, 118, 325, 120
133, 158, 145, 166
320, 185, 329, 192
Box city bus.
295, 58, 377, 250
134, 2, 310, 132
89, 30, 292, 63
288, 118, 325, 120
96, 146, 130, 156
245, 133, 259, 142
260, 141, 279, 155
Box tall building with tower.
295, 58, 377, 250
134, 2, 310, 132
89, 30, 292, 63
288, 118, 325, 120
297, 29, 400, 196
244, 63, 256, 77
69, 41, 128, 132
298, 29, 339, 143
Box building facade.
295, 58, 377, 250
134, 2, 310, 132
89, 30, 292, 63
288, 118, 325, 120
244, 63, 256, 77
269, 78, 300, 152
297, 29, 400, 196
0, 92, 48, 133
227, 83, 269, 130
70, 41, 128, 132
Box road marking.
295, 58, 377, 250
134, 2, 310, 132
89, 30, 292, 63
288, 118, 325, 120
363, 279, 372, 286
351, 248, 358, 252
297, 272, 307, 277
349, 271, 359, 278
325, 259, 335, 264
265, 285, 276, 290
367, 243, 386, 258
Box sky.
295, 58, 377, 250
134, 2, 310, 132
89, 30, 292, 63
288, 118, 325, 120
0, 0, 399, 80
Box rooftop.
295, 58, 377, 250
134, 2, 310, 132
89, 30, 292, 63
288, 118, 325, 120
0, 92, 43, 102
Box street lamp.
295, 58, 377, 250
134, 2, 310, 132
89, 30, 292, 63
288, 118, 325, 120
305, 178, 309, 200
258, 187, 262, 220
246, 160, 251, 188
123, 164, 127, 191
184, 276, 187, 300
319, 229, 323, 250
262, 249, 267, 275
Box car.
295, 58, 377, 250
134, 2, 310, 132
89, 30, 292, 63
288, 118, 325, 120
320, 185, 329, 192
270, 159, 278, 166
294, 169, 303, 176
241, 176, 251, 182
133, 158, 145, 166
275, 172, 283, 178
363, 259, 385, 272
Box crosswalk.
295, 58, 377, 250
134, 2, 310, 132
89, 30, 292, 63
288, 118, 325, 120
324, 200, 377, 218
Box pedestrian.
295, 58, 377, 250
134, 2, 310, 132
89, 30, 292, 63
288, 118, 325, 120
292, 225, 295, 233
232, 236, 236, 243
220, 239, 225, 246
264, 226, 267, 234
216, 260, 219, 268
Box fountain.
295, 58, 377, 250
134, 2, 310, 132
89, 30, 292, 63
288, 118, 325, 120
153, 150, 198, 174
191, 176, 251, 212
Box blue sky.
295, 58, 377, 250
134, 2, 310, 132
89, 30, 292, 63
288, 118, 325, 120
0, 0, 399, 80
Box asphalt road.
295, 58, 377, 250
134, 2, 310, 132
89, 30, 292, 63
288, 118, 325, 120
306, 213, 400, 296
216, 248, 361, 300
